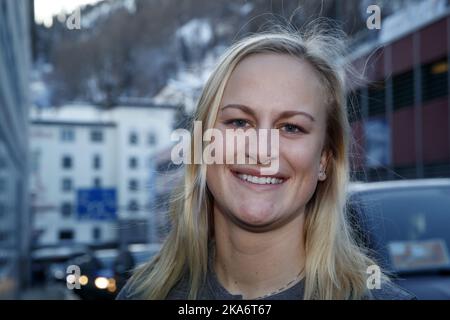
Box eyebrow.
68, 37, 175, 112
220, 104, 316, 122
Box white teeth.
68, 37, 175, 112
236, 173, 284, 185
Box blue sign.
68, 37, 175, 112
76, 188, 117, 221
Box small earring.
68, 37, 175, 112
319, 169, 327, 181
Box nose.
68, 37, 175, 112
246, 128, 279, 166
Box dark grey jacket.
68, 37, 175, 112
116, 248, 416, 300
116, 269, 416, 300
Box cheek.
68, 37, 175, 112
206, 165, 227, 201
282, 140, 322, 175
206, 165, 220, 194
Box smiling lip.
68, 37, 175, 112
229, 167, 288, 188
229, 166, 288, 179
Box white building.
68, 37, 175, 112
29, 103, 178, 248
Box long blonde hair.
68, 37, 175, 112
128, 24, 385, 300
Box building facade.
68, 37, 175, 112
29, 103, 177, 249
0, 0, 32, 298
348, 0, 450, 181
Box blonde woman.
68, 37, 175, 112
117, 26, 415, 300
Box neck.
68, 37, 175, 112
212, 205, 306, 299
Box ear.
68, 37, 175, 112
318, 149, 331, 181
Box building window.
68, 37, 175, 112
90, 129, 103, 142
93, 154, 101, 170
60, 128, 75, 142
128, 179, 138, 191
422, 57, 448, 103
93, 227, 101, 241
127, 200, 139, 212
129, 132, 138, 145
129, 157, 138, 169
148, 132, 157, 146
61, 202, 72, 217
93, 177, 102, 188
59, 229, 74, 241
62, 155, 73, 169
368, 81, 385, 117
393, 70, 414, 110
62, 178, 72, 192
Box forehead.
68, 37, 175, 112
221, 53, 326, 120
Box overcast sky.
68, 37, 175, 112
34, 0, 104, 27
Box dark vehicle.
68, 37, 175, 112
70, 248, 118, 300
349, 178, 450, 299
31, 245, 89, 286
72, 244, 161, 300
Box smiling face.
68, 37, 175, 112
206, 53, 330, 231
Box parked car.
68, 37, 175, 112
349, 178, 450, 299
68, 248, 120, 300
71, 243, 161, 300
31, 244, 89, 285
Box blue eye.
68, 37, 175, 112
281, 124, 304, 134
225, 119, 250, 128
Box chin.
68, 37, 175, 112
233, 205, 277, 227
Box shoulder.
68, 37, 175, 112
116, 280, 143, 300
365, 280, 417, 300
115, 272, 191, 300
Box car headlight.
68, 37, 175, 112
79, 275, 88, 286
94, 277, 109, 289
107, 278, 116, 293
